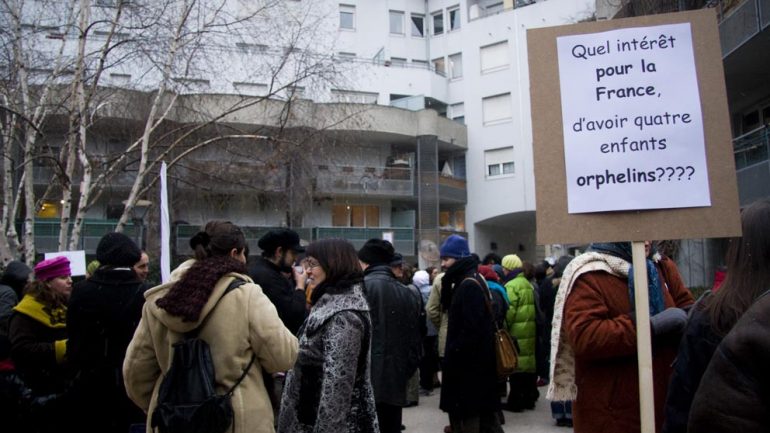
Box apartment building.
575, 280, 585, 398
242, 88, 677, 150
11, 0, 596, 265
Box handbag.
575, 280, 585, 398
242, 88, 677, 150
464, 277, 519, 379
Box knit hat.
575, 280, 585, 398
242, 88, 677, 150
413, 270, 430, 287
96, 232, 142, 267
439, 235, 470, 259
478, 265, 500, 282
390, 253, 404, 267
34, 256, 71, 281
86, 260, 101, 276
358, 239, 395, 266
502, 254, 523, 271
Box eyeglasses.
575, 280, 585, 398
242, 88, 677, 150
304, 259, 321, 270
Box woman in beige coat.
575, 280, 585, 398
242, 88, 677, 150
123, 221, 298, 433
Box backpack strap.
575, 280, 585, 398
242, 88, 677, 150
226, 353, 256, 396
186, 277, 247, 339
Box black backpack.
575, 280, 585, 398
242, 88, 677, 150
151, 279, 255, 433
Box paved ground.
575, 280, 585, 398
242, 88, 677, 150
402, 385, 572, 433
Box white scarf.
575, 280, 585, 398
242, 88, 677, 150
546, 252, 630, 401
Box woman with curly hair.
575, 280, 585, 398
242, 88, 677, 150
124, 221, 298, 433
278, 238, 378, 433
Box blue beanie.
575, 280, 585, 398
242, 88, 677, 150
440, 235, 470, 259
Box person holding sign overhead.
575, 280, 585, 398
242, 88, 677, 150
547, 242, 693, 433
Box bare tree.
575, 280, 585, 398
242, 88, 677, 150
0, 0, 364, 263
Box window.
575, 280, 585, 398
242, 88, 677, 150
432, 57, 446, 76
482, 93, 512, 125
411, 14, 424, 37
449, 53, 462, 79
389, 10, 404, 35
332, 204, 380, 227
109, 73, 131, 86
485, 1, 505, 13
233, 82, 268, 96
331, 89, 378, 104
390, 57, 407, 67
236, 42, 268, 54
448, 6, 460, 31
480, 41, 509, 73
450, 102, 465, 124
412, 59, 429, 69
337, 51, 356, 60
339, 4, 355, 30
485, 147, 515, 178
432, 11, 443, 35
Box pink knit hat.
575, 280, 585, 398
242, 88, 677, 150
34, 256, 71, 281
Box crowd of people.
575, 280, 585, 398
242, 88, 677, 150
0, 197, 768, 433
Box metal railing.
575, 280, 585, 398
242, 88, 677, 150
315, 164, 414, 197
467, 0, 536, 22
27, 220, 141, 254
734, 125, 770, 169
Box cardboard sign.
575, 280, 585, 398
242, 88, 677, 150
529, 9, 741, 244
558, 23, 710, 213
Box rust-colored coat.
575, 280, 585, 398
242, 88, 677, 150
563, 258, 693, 433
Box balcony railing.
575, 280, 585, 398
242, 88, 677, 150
438, 175, 468, 203
734, 125, 770, 205
27, 220, 141, 254
315, 165, 413, 197
467, 0, 537, 22
717, 0, 769, 56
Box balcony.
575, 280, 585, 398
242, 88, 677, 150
734, 125, 770, 206
315, 165, 414, 197
173, 159, 286, 193
176, 225, 415, 256
467, 0, 536, 22
717, 0, 770, 57
438, 175, 467, 204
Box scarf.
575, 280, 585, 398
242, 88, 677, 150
13, 294, 67, 328
589, 243, 665, 316
546, 251, 629, 401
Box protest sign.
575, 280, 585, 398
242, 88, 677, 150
44, 250, 86, 276
529, 9, 741, 245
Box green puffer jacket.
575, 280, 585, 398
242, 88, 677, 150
504, 272, 536, 373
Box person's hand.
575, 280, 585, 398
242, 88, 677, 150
293, 265, 307, 291
650, 307, 687, 336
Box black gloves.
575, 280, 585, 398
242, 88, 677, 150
650, 307, 687, 336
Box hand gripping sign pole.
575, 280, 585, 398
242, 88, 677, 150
631, 241, 655, 433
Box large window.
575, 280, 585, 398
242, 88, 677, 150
339, 4, 355, 30
389, 10, 404, 34
449, 53, 463, 79
485, 147, 515, 178
432, 57, 446, 76
482, 93, 512, 125
448, 6, 461, 31
411, 14, 424, 37
450, 102, 465, 124
332, 205, 380, 227
480, 40, 509, 73
432, 11, 443, 35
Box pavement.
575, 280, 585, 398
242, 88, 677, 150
402, 384, 572, 433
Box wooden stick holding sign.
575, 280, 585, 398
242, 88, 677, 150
631, 241, 654, 433
528, 8, 742, 433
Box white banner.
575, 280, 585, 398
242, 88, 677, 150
557, 23, 711, 213
44, 250, 86, 276
160, 162, 171, 283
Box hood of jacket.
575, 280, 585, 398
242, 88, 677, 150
304, 284, 369, 335
142, 259, 254, 334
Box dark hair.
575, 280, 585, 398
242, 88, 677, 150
401, 262, 416, 285
306, 238, 363, 305
521, 261, 535, 280
157, 221, 247, 322
706, 198, 770, 336
482, 253, 502, 265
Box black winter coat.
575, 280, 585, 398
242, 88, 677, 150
439, 257, 499, 416
67, 268, 147, 433
688, 292, 770, 433
248, 257, 307, 335
662, 292, 720, 433
362, 265, 422, 407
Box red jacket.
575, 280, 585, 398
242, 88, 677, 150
563, 257, 693, 433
